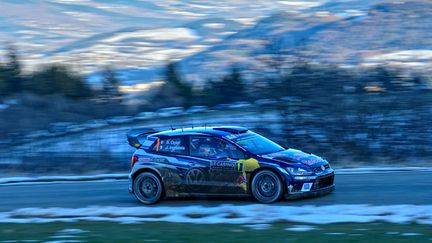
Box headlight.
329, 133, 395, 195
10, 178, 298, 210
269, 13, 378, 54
286, 167, 313, 176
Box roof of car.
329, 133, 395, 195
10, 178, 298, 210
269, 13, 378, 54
152, 126, 249, 137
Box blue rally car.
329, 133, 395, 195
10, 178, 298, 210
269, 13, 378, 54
127, 126, 334, 204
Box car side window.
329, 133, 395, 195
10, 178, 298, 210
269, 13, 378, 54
189, 136, 245, 160
151, 136, 187, 155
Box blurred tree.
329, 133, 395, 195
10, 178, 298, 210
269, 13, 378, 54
263, 37, 287, 76
4, 45, 23, 93
101, 66, 121, 101
223, 67, 244, 101
209, 66, 245, 104
0, 65, 8, 97
373, 66, 403, 92
29, 65, 92, 99
410, 75, 427, 90
166, 62, 192, 106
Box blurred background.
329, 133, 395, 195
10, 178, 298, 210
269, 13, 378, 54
0, 0, 431, 177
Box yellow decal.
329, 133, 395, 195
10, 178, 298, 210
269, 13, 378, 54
236, 158, 260, 191
238, 158, 260, 172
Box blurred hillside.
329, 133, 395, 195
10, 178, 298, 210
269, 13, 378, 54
1, 0, 432, 175
179, 0, 432, 84
0, 0, 391, 83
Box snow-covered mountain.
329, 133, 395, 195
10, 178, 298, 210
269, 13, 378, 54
2, 0, 430, 86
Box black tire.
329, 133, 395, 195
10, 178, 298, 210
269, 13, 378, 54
251, 170, 283, 203
133, 172, 164, 205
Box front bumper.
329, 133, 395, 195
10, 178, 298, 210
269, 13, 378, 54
285, 184, 335, 199
285, 172, 335, 199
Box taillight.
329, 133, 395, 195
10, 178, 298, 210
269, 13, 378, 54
131, 155, 139, 168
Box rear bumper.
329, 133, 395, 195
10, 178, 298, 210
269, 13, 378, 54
285, 184, 335, 199
128, 175, 133, 193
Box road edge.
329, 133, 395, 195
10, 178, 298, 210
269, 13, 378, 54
1, 167, 432, 185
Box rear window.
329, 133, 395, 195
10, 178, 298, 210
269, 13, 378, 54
151, 136, 187, 155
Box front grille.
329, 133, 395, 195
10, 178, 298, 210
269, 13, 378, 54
314, 174, 334, 189
290, 183, 304, 193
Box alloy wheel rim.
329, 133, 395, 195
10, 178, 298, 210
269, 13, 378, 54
257, 174, 277, 197
140, 177, 158, 199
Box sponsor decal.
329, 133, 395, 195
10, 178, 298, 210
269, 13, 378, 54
237, 174, 247, 191
301, 158, 321, 165
301, 183, 313, 192
186, 168, 205, 185
140, 157, 168, 163
225, 134, 239, 140
210, 161, 237, 171
236, 158, 260, 191
238, 158, 260, 172
237, 162, 244, 172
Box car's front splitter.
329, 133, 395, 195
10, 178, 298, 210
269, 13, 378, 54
285, 185, 335, 200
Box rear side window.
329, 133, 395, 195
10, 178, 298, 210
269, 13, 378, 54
190, 136, 246, 160
151, 136, 187, 155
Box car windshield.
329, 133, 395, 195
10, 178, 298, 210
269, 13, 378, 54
231, 132, 285, 155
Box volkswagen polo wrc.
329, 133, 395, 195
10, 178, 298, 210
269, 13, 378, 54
127, 126, 334, 204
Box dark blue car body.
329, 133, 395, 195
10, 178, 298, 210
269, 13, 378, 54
127, 126, 335, 203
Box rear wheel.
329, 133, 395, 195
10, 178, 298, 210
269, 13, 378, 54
133, 172, 164, 204
251, 170, 283, 203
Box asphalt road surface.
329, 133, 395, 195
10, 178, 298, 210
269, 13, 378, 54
0, 172, 431, 211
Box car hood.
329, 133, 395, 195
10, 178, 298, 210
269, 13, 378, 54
261, 148, 326, 167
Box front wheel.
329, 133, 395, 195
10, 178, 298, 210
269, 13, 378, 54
251, 170, 283, 203
133, 172, 164, 204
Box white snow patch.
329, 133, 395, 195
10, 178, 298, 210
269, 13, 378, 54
285, 225, 318, 232
277, 1, 322, 9
44, 241, 83, 243
0, 204, 432, 225
336, 167, 432, 174
203, 23, 225, 29
50, 235, 81, 239
102, 28, 198, 43
0, 174, 127, 185
243, 224, 271, 230
401, 233, 423, 236
57, 229, 88, 234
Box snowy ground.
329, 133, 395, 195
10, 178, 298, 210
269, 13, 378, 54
0, 204, 432, 225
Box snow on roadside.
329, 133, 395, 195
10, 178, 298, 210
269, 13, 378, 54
0, 174, 128, 184
285, 225, 319, 232
0, 204, 431, 225
336, 167, 432, 174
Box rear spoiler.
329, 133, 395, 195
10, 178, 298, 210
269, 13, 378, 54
126, 128, 157, 148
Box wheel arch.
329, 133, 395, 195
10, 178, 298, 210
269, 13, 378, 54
248, 166, 287, 195
131, 167, 165, 191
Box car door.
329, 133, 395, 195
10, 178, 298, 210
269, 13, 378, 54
188, 136, 248, 194
149, 135, 193, 193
